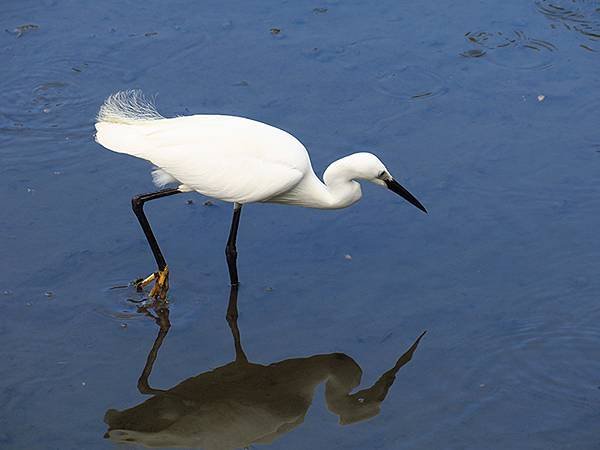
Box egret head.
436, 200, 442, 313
352, 152, 427, 213
322, 152, 427, 212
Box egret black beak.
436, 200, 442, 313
384, 179, 427, 213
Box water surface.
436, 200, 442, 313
1, 1, 599, 449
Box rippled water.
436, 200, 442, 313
1, 1, 599, 449
461, 30, 557, 70
535, 0, 600, 51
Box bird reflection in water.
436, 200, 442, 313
105, 284, 426, 449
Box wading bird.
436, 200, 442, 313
95, 91, 426, 299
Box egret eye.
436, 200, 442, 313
378, 170, 386, 179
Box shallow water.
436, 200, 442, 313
1, 1, 599, 449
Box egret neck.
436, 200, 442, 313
271, 153, 384, 209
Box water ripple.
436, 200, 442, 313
93, 283, 157, 323
461, 313, 600, 408
0, 58, 123, 138
535, 0, 600, 51
374, 65, 448, 101
461, 30, 557, 70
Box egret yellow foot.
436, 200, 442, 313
149, 267, 169, 301
133, 267, 170, 302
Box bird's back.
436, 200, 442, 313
95, 91, 311, 203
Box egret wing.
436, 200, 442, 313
155, 146, 305, 203
96, 115, 309, 203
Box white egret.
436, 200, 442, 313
95, 90, 426, 297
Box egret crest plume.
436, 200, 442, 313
97, 90, 164, 125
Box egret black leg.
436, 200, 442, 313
131, 188, 181, 271
131, 188, 181, 300
225, 203, 243, 286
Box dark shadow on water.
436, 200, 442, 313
104, 283, 426, 449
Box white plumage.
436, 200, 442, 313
95, 90, 427, 210
96, 106, 305, 204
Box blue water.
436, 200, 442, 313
1, 1, 599, 449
